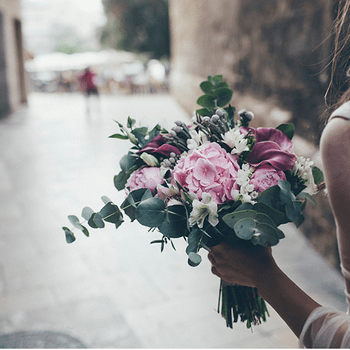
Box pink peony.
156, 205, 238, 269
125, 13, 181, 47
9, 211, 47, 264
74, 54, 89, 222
126, 167, 164, 194
137, 134, 181, 157
172, 142, 239, 204
250, 164, 286, 194
241, 127, 297, 171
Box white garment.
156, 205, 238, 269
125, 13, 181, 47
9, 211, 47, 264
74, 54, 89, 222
299, 101, 350, 348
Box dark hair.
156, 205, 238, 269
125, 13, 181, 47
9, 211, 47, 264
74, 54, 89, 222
325, 0, 350, 118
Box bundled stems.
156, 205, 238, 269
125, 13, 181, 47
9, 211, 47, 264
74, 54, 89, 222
218, 280, 270, 329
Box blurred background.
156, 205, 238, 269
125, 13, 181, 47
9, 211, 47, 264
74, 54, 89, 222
0, 0, 348, 348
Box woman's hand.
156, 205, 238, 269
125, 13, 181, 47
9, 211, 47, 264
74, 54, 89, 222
207, 241, 274, 288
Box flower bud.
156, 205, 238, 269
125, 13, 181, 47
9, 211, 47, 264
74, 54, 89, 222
175, 120, 184, 126
172, 126, 183, 133
202, 116, 211, 125
170, 152, 176, 158
238, 109, 247, 117
245, 111, 254, 121
169, 157, 176, 163
211, 114, 220, 123
170, 130, 177, 137
163, 159, 171, 167
216, 108, 224, 117
140, 152, 159, 166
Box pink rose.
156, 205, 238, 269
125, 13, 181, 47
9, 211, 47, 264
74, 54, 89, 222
241, 127, 296, 171
172, 142, 239, 204
137, 134, 181, 157
250, 164, 286, 194
126, 167, 164, 194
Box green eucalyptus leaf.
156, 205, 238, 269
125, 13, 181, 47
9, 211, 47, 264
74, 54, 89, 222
214, 87, 233, 107
298, 192, 317, 206
127, 116, 136, 128
253, 202, 289, 227
188, 252, 202, 267
140, 188, 153, 202
63, 227, 76, 243
119, 152, 137, 172
197, 94, 216, 108
90, 212, 105, 228
200, 81, 214, 93
101, 196, 112, 204
196, 107, 212, 116
147, 124, 161, 142
136, 197, 166, 227
252, 223, 280, 247
223, 209, 257, 229
224, 104, 236, 127
100, 202, 123, 225
276, 124, 295, 140
158, 205, 189, 238
114, 170, 128, 191
285, 200, 304, 227
208, 75, 223, 86
132, 127, 148, 147
215, 82, 229, 89
80, 225, 89, 237
109, 133, 128, 140
121, 188, 151, 221
278, 180, 296, 204
312, 166, 324, 185
68, 215, 80, 226
233, 218, 256, 240
81, 207, 94, 221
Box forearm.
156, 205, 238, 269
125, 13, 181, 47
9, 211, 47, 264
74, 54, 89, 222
256, 263, 321, 337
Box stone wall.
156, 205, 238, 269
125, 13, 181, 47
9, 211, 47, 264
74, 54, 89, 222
0, 0, 27, 117
169, 0, 340, 268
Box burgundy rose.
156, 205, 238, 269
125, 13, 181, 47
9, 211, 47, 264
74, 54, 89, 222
137, 134, 181, 157
242, 127, 296, 171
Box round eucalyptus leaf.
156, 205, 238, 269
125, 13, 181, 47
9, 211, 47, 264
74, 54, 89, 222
200, 81, 214, 93
136, 197, 166, 227
215, 87, 233, 107
233, 218, 256, 240
62, 227, 76, 244
158, 205, 188, 238
223, 209, 257, 229
197, 94, 216, 108
253, 223, 280, 247
81, 207, 94, 221
188, 252, 202, 267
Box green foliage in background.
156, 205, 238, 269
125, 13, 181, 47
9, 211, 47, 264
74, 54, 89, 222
100, 0, 170, 59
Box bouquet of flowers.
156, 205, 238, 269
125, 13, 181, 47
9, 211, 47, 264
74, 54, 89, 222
62, 75, 323, 329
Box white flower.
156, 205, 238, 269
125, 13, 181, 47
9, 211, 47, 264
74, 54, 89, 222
167, 198, 183, 206
223, 129, 250, 155
231, 138, 250, 155
187, 130, 208, 150
223, 129, 243, 148
140, 152, 159, 166
293, 157, 317, 195
189, 192, 218, 228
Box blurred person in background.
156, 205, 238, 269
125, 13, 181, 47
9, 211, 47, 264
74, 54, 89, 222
208, 0, 350, 347
79, 67, 99, 114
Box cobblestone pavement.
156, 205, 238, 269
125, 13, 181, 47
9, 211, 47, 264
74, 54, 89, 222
0, 92, 347, 348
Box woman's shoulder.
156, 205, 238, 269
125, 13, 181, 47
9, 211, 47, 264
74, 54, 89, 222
321, 102, 350, 153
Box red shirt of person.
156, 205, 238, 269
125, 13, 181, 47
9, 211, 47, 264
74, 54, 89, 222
79, 67, 98, 95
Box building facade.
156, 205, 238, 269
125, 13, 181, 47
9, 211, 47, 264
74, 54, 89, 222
0, 0, 27, 118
